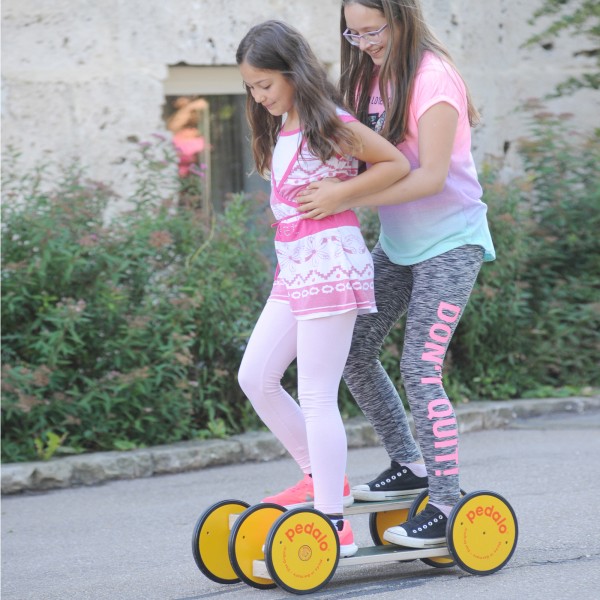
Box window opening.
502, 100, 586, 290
163, 92, 269, 216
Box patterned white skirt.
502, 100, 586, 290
269, 211, 377, 320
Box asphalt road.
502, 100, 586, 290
2, 411, 599, 600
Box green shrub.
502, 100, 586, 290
2, 111, 598, 462
443, 165, 533, 400
1, 142, 272, 462
446, 111, 600, 399
516, 111, 600, 387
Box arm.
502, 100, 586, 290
297, 119, 410, 219
167, 98, 208, 133
298, 102, 458, 218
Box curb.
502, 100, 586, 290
2, 395, 599, 495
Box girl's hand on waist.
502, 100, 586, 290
297, 178, 345, 220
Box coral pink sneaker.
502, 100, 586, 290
335, 519, 359, 558
261, 474, 354, 508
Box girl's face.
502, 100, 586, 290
344, 3, 390, 66
239, 62, 296, 119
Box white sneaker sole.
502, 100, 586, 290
383, 529, 445, 548
340, 542, 359, 558
351, 487, 427, 501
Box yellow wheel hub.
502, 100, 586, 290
266, 508, 340, 594
447, 491, 518, 574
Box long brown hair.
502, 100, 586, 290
340, 0, 480, 145
236, 20, 360, 177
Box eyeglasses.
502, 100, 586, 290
343, 24, 388, 47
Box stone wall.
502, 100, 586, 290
1, 0, 597, 202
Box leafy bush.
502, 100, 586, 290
1, 142, 272, 462
515, 109, 600, 386
446, 167, 534, 400
2, 111, 598, 462
449, 110, 600, 399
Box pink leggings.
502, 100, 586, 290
238, 300, 357, 514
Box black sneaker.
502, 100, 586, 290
383, 504, 447, 548
351, 461, 428, 501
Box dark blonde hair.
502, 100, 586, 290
236, 20, 360, 177
340, 0, 480, 145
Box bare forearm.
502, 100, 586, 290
345, 166, 446, 209
337, 161, 408, 203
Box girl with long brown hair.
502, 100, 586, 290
236, 19, 409, 556
298, 0, 496, 549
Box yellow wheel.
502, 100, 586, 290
447, 490, 518, 575
265, 508, 339, 595
228, 503, 286, 589
406, 490, 463, 568
191, 499, 249, 584
368, 507, 410, 546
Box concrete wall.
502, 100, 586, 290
1, 0, 598, 200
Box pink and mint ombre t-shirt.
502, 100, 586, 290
367, 52, 495, 265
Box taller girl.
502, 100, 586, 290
236, 20, 409, 557
298, 0, 496, 549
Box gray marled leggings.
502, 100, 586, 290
343, 243, 484, 506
